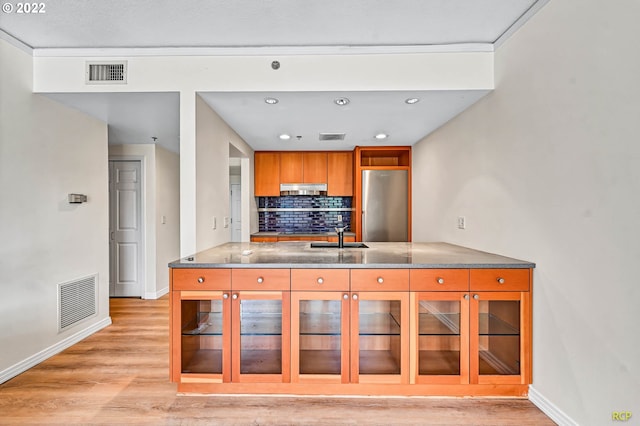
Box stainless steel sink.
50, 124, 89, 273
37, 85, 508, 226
309, 242, 369, 248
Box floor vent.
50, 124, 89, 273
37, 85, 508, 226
59, 274, 98, 331
86, 61, 127, 84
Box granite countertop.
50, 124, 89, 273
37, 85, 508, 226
169, 242, 535, 269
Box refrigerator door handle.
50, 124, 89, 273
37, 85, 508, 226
361, 211, 365, 241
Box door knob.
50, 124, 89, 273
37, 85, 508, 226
317, 277, 324, 284
197, 277, 205, 283
437, 278, 445, 284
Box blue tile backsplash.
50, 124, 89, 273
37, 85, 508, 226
258, 196, 352, 233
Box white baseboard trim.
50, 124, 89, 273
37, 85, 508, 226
145, 286, 168, 300
529, 385, 578, 426
0, 316, 112, 384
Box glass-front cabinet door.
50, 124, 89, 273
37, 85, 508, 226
413, 292, 469, 384
174, 291, 231, 383
469, 291, 530, 384
291, 292, 350, 383
350, 291, 409, 384
231, 291, 290, 383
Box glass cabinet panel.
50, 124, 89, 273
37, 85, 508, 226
358, 300, 402, 375
238, 299, 283, 374
298, 299, 343, 375
418, 299, 461, 375
477, 300, 520, 376
180, 299, 224, 374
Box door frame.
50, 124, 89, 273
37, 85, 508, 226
109, 156, 146, 298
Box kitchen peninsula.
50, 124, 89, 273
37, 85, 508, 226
169, 242, 534, 397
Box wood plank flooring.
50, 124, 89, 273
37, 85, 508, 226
0, 296, 555, 425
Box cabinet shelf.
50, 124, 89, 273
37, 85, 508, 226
300, 312, 342, 335
240, 313, 282, 336
359, 312, 401, 336
418, 312, 460, 336
181, 348, 223, 374
418, 350, 461, 376
299, 349, 342, 375
478, 313, 519, 336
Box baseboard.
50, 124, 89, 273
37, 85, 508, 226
0, 316, 112, 384
145, 286, 169, 300
529, 385, 578, 426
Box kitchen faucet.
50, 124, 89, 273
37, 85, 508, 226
335, 223, 349, 249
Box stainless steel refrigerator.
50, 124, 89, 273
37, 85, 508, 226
361, 169, 408, 242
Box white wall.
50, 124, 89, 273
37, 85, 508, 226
195, 96, 254, 251
412, 1, 640, 424
0, 40, 110, 381
155, 146, 180, 292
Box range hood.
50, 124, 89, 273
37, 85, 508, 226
280, 183, 327, 196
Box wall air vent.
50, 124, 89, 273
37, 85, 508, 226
319, 133, 346, 141
59, 274, 98, 331
86, 61, 127, 84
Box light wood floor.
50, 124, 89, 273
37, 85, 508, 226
0, 296, 555, 425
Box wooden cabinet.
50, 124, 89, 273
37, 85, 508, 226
327, 151, 353, 196
349, 270, 410, 384
254, 152, 280, 196
255, 151, 353, 196
410, 268, 531, 389
280, 152, 328, 184
170, 268, 290, 385
290, 269, 409, 385
291, 269, 350, 384
251, 234, 355, 243
303, 152, 328, 183
170, 266, 531, 396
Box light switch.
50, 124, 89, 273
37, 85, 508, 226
212, 216, 217, 230
161, 215, 166, 224
224, 217, 230, 228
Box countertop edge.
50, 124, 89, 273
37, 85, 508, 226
169, 262, 535, 269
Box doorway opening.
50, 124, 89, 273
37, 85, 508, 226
108, 159, 144, 297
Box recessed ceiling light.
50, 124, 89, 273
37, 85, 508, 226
374, 133, 388, 140
279, 134, 291, 140
405, 97, 420, 104
264, 97, 279, 104
334, 97, 350, 106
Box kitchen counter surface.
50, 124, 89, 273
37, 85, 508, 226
169, 242, 535, 269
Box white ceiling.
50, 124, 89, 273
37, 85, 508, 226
0, 0, 547, 153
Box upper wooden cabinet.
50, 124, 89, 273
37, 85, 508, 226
255, 152, 280, 196
303, 152, 328, 183
280, 152, 304, 184
327, 151, 353, 196
280, 152, 328, 184
256, 151, 353, 196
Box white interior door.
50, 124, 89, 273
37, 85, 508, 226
230, 183, 242, 242
109, 160, 143, 297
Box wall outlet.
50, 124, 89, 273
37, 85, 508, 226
337, 214, 343, 222
161, 215, 166, 224
457, 216, 466, 230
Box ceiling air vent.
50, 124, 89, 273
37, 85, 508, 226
319, 133, 346, 141
86, 61, 127, 84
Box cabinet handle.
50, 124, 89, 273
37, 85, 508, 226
317, 277, 324, 285
232, 293, 238, 300
377, 277, 384, 284
352, 294, 359, 300
343, 294, 349, 300
437, 278, 445, 284
223, 293, 229, 299
197, 277, 205, 283
473, 294, 479, 300
497, 277, 505, 284
257, 277, 264, 284
463, 294, 469, 300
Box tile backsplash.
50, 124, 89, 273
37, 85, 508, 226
258, 196, 352, 233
